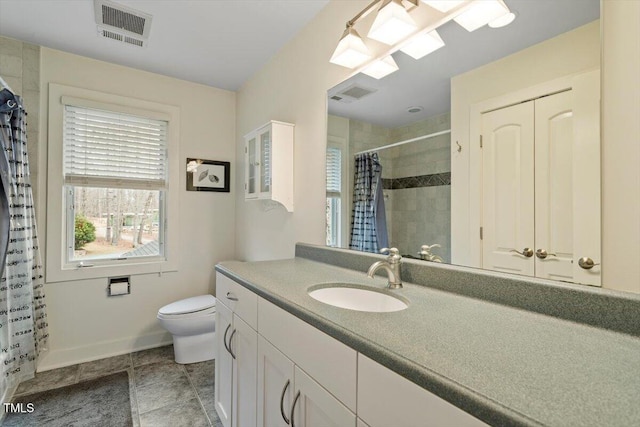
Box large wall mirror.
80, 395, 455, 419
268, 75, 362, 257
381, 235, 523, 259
326, 0, 601, 286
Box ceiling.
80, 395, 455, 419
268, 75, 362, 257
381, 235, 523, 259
328, 0, 600, 128
0, 0, 329, 91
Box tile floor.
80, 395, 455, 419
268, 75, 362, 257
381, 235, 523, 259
13, 345, 223, 427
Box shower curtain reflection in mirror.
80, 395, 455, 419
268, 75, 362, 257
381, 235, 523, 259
349, 152, 388, 253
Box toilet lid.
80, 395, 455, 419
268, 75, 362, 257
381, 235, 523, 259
159, 295, 216, 315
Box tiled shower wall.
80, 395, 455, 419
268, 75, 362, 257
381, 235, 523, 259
348, 113, 451, 262
0, 36, 41, 210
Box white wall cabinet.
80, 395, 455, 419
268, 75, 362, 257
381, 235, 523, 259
244, 120, 294, 212
215, 274, 258, 427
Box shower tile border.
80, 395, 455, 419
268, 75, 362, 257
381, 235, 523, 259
382, 172, 451, 190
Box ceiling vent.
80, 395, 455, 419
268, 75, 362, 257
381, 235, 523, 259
329, 84, 377, 104
94, 0, 152, 48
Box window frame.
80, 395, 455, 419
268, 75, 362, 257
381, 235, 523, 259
326, 136, 348, 247
46, 84, 180, 282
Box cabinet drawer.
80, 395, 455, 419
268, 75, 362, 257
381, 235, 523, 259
216, 273, 258, 329
357, 354, 487, 427
258, 298, 357, 412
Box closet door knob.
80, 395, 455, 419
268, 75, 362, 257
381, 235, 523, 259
578, 257, 600, 270
510, 247, 533, 258
535, 249, 557, 259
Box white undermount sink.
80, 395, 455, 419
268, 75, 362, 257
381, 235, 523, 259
308, 284, 408, 313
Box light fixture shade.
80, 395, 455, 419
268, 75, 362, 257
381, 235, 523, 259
488, 11, 516, 28
330, 27, 372, 69
454, 0, 510, 32
362, 55, 399, 79
420, 0, 465, 13
368, 0, 417, 46
400, 30, 445, 59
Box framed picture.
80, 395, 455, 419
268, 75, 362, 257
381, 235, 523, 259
186, 158, 230, 192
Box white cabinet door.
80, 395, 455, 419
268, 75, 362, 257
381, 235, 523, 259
246, 133, 259, 199
259, 127, 272, 197
215, 302, 233, 427
482, 101, 535, 276
257, 336, 295, 427
231, 314, 258, 427
534, 91, 575, 282
291, 366, 356, 427
357, 354, 487, 427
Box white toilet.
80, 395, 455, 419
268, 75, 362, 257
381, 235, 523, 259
157, 295, 216, 364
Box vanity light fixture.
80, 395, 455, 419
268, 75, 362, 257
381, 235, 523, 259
419, 0, 465, 13
453, 0, 511, 32
362, 55, 400, 79
330, 0, 513, 75
400, 29, 445, 59
488, 11, 516, 28
368, 0, 418, 45
329, 27, 373, 68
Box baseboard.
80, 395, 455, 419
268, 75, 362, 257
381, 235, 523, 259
37, 331, 173, 372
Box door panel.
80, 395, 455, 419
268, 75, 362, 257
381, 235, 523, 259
231, 315, 257, 427
215, 303, 233, 427
257, 336, 294, 427
535, 91, 575, 282
482, 101, 535, 275
291, 367, 355, 427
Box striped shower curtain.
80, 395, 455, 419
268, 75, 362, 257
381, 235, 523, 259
349, 152, 388, 253
0, 88, 48, 397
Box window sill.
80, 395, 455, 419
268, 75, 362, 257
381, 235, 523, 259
46, 258, 178, 283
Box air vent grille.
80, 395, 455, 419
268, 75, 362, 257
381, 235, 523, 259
341, 86, 375, 99
94, 0, 152, 47
101, 4, 146, 35
102, 29, 123, 42
124, 36, 144, 47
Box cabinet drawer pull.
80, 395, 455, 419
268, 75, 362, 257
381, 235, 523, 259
290, 391, 301, 427
226, 292, 239, 301
223, 324, 232, 355
280, 379, 291, 425
228, 329, 237, 360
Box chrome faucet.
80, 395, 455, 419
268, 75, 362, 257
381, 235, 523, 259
367, 247, 402, 289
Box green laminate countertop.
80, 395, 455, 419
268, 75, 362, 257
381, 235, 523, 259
216, 257, 640, 427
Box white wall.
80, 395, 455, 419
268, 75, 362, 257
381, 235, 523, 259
601, 0, 640, 294
234, 1, 368, 261
450, 22, 600, 266
37, 48, 237, 370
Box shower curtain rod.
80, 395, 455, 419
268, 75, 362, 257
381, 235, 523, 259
355, 129, 451, 155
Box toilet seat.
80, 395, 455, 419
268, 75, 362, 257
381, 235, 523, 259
158, 295, 216, 318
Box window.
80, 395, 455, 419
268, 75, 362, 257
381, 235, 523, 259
46, 84, 179, 282
326, 146, 342, 247
63, 105, 167, 264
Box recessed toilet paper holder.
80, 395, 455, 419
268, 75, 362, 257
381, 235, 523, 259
108, 276, 131, 296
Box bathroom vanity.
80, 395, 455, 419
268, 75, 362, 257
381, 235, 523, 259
214, 244, 640, 427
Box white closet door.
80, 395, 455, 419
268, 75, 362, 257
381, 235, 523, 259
534, 91, 575, 282
481, 101, 535, 276
231, 314, 258, 427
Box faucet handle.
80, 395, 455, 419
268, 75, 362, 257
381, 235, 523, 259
380, 247, 402, 262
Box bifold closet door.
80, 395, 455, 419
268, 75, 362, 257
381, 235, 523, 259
481, 101, 535, 276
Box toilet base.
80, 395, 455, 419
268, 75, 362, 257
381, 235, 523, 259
172, 331, 216, 364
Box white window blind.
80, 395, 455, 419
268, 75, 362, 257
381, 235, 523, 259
64, 105, 168, 189
326, 147, 342, 196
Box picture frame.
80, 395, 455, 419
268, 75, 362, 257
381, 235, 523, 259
186, 158, 230, 192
